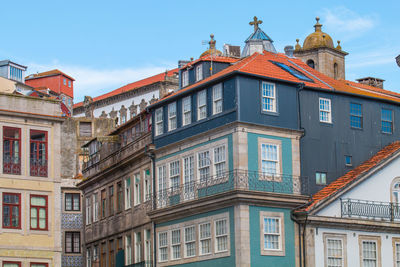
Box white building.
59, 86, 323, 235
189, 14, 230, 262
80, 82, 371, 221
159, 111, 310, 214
294, 141, 400, 267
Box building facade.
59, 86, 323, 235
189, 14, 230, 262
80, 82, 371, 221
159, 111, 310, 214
0, 92, 64, 266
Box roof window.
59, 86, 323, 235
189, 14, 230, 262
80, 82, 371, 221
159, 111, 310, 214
271, 61, 314, 82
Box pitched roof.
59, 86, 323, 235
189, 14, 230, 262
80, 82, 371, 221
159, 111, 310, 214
150, 50, 400, 108
300, 141, 400, 213
25, 69, 75, 81
180, 55, 239, 70
73, 68, 179, 109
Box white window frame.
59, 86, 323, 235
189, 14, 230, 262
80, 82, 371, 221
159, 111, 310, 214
158, 165, 167, 207
184, 225, 196, 258
92, 193, 99, 222
263, 217, 281, 251
134, 173, 141, 206
158, 231, 168, 262
144, 170, 151, 202
212, 84, 223, 115
125, 177, 132, 209
214, 145, 226, 178
362, 240, 377, 267
261, 81, 276, 112
195, 64, 203, 82
169, 160, 180, 192
182, 96, 192, 126
394, 241, 400, 267
171, 229, 181, 260
319, 97, 332, 123
260, 143, 280, 176
260, 211, 285, 256
135, 232, 142, 263
326, 237, 344, 267
199, 222, 211, 255
183, 156, 195, 200
359, 235, 381, 267
86, 196, 92, 225
155, 108, 163, 136
168, 102, 177, 131
125, 235, 132, 265
197, 90, 207, 120
198, 150, 210, 183
144, 229, 151, 263
182, 70, 189, 87
87, 248, 92, 267
215, 219, 228, 253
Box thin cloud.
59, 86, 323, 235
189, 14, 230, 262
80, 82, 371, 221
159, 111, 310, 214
27, 62, 176, 102
347, 48, 397, 69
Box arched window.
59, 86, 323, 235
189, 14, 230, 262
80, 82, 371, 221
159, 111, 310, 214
334, 63, 338, 79
391, 178, 400, 203
307, 59, 315, 69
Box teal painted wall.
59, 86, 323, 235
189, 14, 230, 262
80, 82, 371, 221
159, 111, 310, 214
249, 206, 296, 267
247, 132, 294, 194
157, 207, 236, 266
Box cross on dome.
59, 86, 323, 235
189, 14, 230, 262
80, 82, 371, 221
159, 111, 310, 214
249, 16, 263, 32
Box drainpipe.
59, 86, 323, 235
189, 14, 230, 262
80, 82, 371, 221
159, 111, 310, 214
291, 200, 311, 267
297, 83, 305, 135
145, 143, 156, 267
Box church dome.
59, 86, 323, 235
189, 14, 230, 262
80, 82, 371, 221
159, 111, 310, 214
200, 34, 223, 58
303, 17, 334, 50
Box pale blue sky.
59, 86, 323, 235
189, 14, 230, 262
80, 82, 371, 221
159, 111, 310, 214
1, 0, 399, 102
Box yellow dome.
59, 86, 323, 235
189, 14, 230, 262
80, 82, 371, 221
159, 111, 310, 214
303, 17, 334, 50
200, 34, 223, 58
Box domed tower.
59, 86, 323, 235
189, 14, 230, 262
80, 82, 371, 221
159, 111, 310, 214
294, 17, 348, 80
200, 34, 223, 58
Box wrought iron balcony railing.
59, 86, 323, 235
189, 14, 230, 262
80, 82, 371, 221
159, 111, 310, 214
30, 158, 48, 177
341, 198, 400, 222
3, 155, 21, 175
151, 169, 309, 210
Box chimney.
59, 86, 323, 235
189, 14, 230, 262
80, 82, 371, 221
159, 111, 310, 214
178, 60, 191, 68
284, 46, 294, 57
356, 77, 385, 89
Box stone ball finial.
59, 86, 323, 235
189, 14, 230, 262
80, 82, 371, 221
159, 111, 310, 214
316, 17, 320, 22
295, 39, 301, 50
336, 40, 342, 50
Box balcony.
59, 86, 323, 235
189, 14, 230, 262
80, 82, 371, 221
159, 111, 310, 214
341, 198, 400, 222
151, 169, 309, 210
3, 155, 21, 175
30, 158, 48, 177
126, 261, 153, 267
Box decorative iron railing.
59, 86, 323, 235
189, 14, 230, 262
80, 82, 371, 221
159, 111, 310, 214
341, 198, 400, 222
151, 169, 309, 210
3, 155, 21, 175
30, 158, 48, 177
126, 261, 153, 267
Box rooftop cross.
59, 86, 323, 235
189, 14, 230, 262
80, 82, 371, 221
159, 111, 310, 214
249, 16, 263, 32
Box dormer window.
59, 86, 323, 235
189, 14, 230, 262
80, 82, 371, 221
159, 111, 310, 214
182, 70, 189, 87
196, 64, 203, 82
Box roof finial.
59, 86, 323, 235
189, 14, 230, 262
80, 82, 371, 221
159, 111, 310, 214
249, 16, 263, 32
314, 16, 322, 32
295, 38, 301, 50
209, 34, 216, 50
336, 40, 342, 50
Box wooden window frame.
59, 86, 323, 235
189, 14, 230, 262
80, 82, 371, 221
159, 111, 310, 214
29, 129, 48, 177
65, 193, 80, 211
3, 126, 21, 175
2, 192, 21, 229
3, 262, 21, 267
65, 231, 81, 254
30, 194, 48, 231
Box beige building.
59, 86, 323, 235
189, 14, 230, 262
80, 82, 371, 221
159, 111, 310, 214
0, 92, 64, 266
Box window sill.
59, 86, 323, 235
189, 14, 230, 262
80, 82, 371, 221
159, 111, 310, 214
261, 110, 279, 116
261, 249, 285, 256
381, 131, 393, 135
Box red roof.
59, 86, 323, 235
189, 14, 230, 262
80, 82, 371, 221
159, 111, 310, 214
181, 55, 239, 69
25, 69, 75, 81
73, 68, 178, 109
300, 141, 400, 212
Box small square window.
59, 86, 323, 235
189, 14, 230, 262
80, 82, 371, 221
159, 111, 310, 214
63, 78, 67, 86
345, 156, 352, 166
316, 172, 327, 185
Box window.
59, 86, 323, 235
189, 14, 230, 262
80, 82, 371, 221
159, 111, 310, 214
168, 102, 177, 131
2, 192, 21, 229
197, 90, 207, 120
116, 182, 123, 212
134, 173, 141, 206
101, 190, 106, 218
214, 145, 226, 178
155, 108, 163, 136
93, 193, 99, 222
196, 64, 203, 81
271, 61, 314, 82
101, 242, 107, 267
381, 108, 393, 134
158, 165, 167, 207
261, 143, 279, 176
199, 222, 211, 255
30, 263, 48, 267
65, 193, 80, 211
109, 240, 115, 267
135, 232, 142, 263
125, 235, 132, 264
215, 219, 228, 253
334, 63, 338, 80
182, 70, 189, 87
30, 130, 48, 177
86, 196, 92, 225
319, 98, 332, 123
79, 122, 92, 137
198, 151, 210, 183
94, 245, 99, 263
65, 232, 81, 253
170, 161, 180, 191
125, 178, 131, 209
68, 80, 71, 87
395, 242, 400, 267
3, 262, 21, 267
345, 155, 352, 166
350, 103, 363, 129
393, 180, 400, 204
263, 217, 281, 251
183, 156, 195, 200
316, 172, 327, 185
3, 126, 21, 175
326, 238, 343, 267
144, 229, 151, 263
362, 241, 377, 266
159, 232, 168, 262
307, 59, 315, 69
30, 195, 47, 230
182, 96, 192, 126
171, 229, 181, 260
144, 169, 151, 202
108, 186, 114, 215
261, 82, 276, 112
87, 248, 92, 267
184, 226, 196, 257
64, 78, 67, 85
212, 84, 223, 115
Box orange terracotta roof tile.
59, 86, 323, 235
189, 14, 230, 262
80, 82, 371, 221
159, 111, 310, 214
26, 69, 75, 81
73, 68, 178, 109
299, 141, 400, 213
181, 55, 239, 69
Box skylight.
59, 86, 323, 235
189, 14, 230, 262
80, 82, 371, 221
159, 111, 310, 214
271, 61, 314, 82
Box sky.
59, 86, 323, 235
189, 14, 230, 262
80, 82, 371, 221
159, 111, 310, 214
1, 0, 399, 103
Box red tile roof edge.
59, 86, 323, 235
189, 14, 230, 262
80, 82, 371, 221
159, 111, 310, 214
180, 55, 239, 70
26, 69, 75, 81
298, 141, 400, 213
